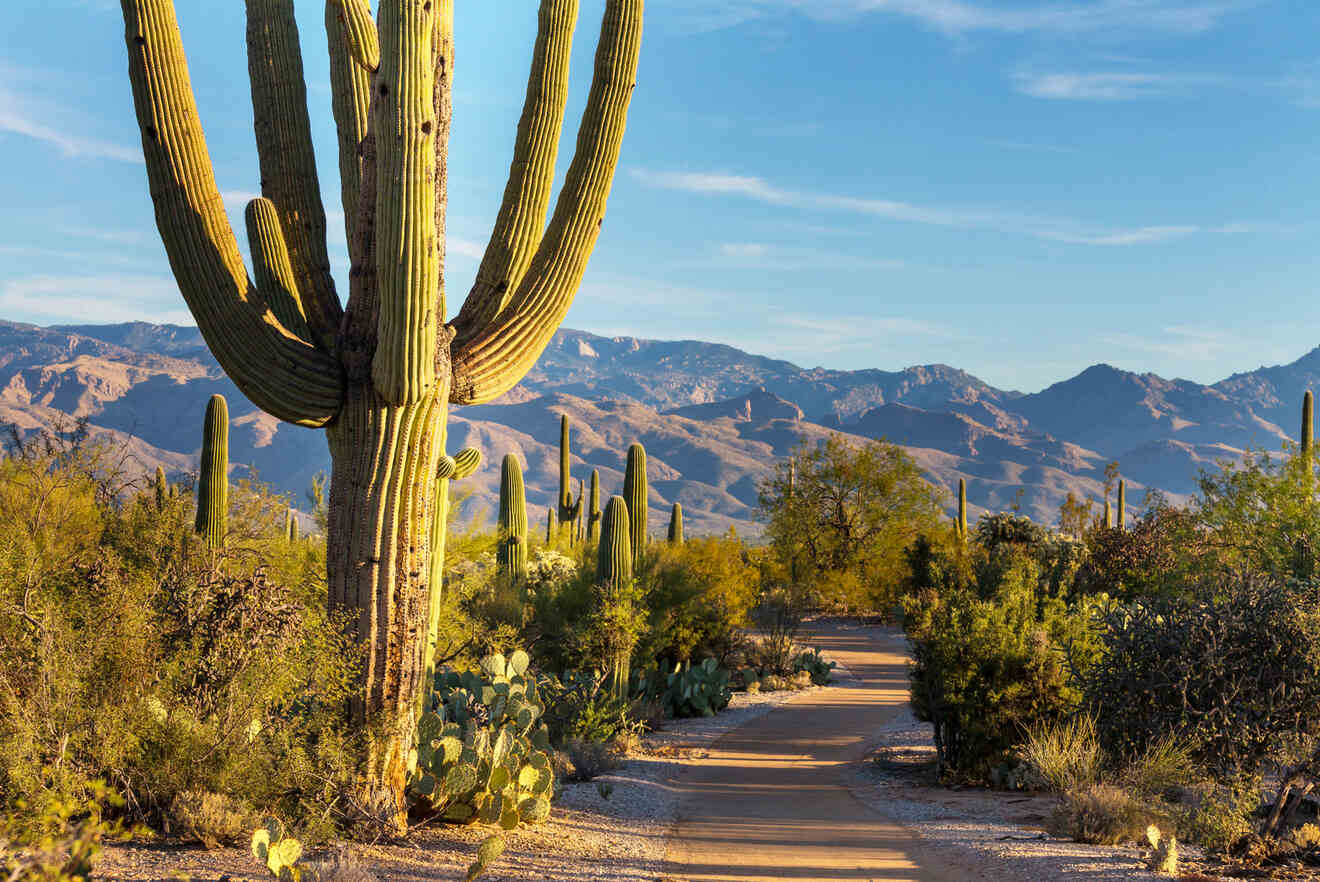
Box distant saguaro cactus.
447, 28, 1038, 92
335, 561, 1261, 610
597, 496, 633, 586
623, 443, 648, 566
1304, 390, 1314, 458
285, 508, 299, 542
118, 0, 644, 818
957, 478, 967, 542
668, 502, 683, 544
586, 469, 602, 541
557, 415, 582, 530
1117, 480, 1126, 531
154, 465, 169, 510
195, 394, 228, 548
497, 454, 528, 582
1103, 497, 1113, 529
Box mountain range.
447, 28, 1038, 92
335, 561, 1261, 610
1, 319, 1315, 537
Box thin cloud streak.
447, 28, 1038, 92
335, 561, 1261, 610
0, 87, 140, 163
664, 0, 1248, 36
632, 168, 1267, 246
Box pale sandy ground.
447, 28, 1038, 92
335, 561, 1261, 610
100, 623, 1203, 881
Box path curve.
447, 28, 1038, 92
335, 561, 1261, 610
663, 622, 954, 882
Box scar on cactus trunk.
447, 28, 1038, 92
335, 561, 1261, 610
119, 0, 644, 828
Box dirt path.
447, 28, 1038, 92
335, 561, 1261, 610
662, 622, 957, 882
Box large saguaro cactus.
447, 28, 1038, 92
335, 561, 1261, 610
195, 394, 229, 548
1303, 390, 1314, 457
956, 478, 967, 542
118, 0, 644, 822
586, 468, 602, 541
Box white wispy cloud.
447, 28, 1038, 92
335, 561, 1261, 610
1013, 70, 1226, 100
1098, 325, 1256, 362
448, 237, 486, 261
0, 86, 140, 163
632, 168, 1265, 247
663, 0, 1247, 35
0, 275, 193, 325
718, 242, 771, 259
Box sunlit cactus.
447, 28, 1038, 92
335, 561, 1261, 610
959, 481, 968, 538
597, 496, 632, 586
497, 454, 528, 582
118, 0, 644, 819
1117, 479, 1126, 531
195, 394, 228, 548
1103, 497, 1113, 529
668, 502, 683, 544
557, 415, 582, 531
154, 465, 169, 510
586, 469, 602, 541
623, 443, 647, 566
285, 508, 299, 542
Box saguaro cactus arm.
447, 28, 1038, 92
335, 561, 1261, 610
451, 0, 578, 335
245, 197, 309, 337
246, 0, 343, 353
450, 0, 643, 405
324, 0, 375, 261
120, 0, 343, 426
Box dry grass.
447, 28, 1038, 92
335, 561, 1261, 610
1018, 715, 1101, 794
1047, 784, 1157, 845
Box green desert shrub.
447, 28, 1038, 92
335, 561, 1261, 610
791, 647, 836, 685
537, 670, 638, 746
0, 428, 360, 836
167, 790, 253, 849
903, 546, 1102, 780
1083, 576, 1320, 776
634, 658, 733, 719
1175, 776, 1260, 854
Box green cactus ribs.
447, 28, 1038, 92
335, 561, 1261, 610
498, 454, 528, 583
623, 443, 648, 566
557, 414, 582, 531
668, 502, 683, 544
195, 394, 229, 549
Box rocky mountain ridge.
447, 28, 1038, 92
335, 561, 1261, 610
2, 320, 1314, 534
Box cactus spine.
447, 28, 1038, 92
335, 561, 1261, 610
587, 469, 602, 541
957, 478, 967, 542
557, 415, 582, 530
195, 394, 229, 548
154, 466, 169, 510
1117, 479, 1126, 530
497, 455, 528, 582
668, 502, 683, 544
120, 0, 643, 819
623, 443, 648, 566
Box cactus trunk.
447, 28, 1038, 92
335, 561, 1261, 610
668, 502, 683, 544
154, 465, 168, 510
1103, 497, 1113, 529
556, 414, 581, 530
587, 469, 601, 541
623, 443, 647, 566
957, 478, 967, 542
195, 394, 229, 548
1304, 390, 1314, 458
1117, 479, 1126, 531
120, 0, 643, 825
497, 454, 528, 582
597, 496, 633, 700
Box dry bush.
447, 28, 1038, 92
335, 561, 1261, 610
563, 739, 620, 782
1048, 784, 1157, 845
168, 791, 251, 849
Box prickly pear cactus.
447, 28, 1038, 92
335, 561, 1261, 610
411, 650, 555, 830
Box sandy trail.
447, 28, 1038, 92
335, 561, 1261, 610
662, 622, 955, 882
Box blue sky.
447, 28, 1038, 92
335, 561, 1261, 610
2, 0, 1319, 391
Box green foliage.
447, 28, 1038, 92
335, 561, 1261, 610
1072, 497, 1211, 600
0, 428, 360, 837
635, 658, 732, 718
902, 547, 1103, 779
169, 790, 253, 849
411, 652, 555, 831
1082, 576, 1320, 776
0, 781, 130, 881
537, 670, 637, 746
1175, 776, 1259, 854
759, 436, 945, 612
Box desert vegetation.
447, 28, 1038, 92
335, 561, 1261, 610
900, 390, 1320, 873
